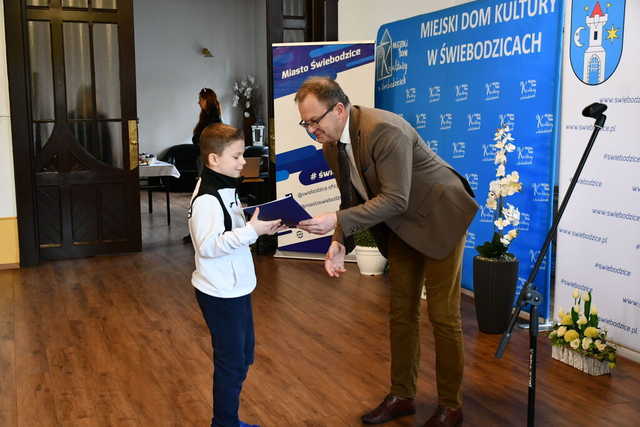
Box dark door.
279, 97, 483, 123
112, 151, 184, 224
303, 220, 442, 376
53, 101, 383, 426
6, 0, 140, 263
265, 0, 337, 197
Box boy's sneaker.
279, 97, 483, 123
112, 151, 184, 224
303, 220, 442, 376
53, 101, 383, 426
239, 422, 259, 427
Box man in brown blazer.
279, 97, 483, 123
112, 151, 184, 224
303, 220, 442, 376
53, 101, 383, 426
296, 77, 478, 427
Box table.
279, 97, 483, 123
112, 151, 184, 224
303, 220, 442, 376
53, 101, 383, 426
139, 160, 181, 179
139, 161, 180, 225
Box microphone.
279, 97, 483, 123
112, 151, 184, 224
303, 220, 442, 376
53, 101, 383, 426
582, 103, 607, 119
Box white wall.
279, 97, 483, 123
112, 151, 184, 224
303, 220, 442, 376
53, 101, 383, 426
338, 0, 473, 41
134, 0, 268, 156
0, 0, 17, 218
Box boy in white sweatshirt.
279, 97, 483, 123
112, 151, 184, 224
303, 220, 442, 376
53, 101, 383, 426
189, 123, 283, 427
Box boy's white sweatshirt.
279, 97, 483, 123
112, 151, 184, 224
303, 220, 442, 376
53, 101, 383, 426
188, 179, 259, 298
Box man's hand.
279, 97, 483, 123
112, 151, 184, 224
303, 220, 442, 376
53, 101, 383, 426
324, 241, 346, 277
297, 212, 337, 235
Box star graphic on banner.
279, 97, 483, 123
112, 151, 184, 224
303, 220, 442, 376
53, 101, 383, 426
606, 2, 612, 8
606, 25, 620, 41
584, 5, 589, 12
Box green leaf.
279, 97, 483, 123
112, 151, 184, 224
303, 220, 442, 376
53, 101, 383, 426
476, 232, 508, 259
354, 229, 377, 247
584, 293, 592, 323
571, 307, 579, 325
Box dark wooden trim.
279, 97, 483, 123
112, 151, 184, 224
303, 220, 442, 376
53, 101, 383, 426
27, 9, 118, 22
119, 0, 142, 251
88, 19, 98, 123
324, 0, 338, 41
266, 0, 281, 203
269, 0, 336, 43
268, 0, 284, 44
119, 1, 138, 121
306, 0, 314, 41
65, 118, 125, 122
310, 0, 339, 42
49, 9, 68, 121
4, 0, 40, 266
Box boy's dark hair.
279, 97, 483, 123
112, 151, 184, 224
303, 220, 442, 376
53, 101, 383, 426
294, 76, 350, 107
199, 123, 244, 164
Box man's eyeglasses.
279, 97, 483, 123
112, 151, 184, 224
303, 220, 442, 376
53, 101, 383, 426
299, 104, 336, 129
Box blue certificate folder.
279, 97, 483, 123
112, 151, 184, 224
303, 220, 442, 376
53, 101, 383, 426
243, 194, 312, 227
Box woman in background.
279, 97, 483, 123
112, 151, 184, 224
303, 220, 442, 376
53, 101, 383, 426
193, 88, 223, 147
184, 88, 223, 244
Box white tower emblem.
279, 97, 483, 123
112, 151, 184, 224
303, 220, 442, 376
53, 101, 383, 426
583, 2, 608, 84
376, 29, 393, 80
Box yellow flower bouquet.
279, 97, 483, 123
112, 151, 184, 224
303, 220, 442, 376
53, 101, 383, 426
549, 289, 616, 372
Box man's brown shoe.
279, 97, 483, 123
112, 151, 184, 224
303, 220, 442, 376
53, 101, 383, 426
361, 394, 416, 424
422, 405, 463, 427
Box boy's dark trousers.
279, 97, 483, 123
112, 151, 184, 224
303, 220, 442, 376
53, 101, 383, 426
195, 289, 255, 427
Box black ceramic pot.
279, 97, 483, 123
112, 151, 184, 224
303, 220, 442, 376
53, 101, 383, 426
473, 256, 519, 334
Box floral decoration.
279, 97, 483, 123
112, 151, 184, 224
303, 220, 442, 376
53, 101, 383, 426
549, 289, 617, 368
232, 75, 258, 119
476, 125, 523, 260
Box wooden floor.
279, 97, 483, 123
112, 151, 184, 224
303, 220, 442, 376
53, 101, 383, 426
1, 193, 639, 426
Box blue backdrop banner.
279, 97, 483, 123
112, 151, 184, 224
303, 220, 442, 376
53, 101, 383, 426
375, 0, 565, 318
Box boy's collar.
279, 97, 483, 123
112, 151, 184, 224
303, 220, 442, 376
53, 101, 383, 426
201, 166, 240, 189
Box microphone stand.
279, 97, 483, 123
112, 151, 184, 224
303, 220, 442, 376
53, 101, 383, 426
495, 106, 607, 427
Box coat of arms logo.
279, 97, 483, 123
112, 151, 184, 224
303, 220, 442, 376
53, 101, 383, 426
570, 1, 625, 85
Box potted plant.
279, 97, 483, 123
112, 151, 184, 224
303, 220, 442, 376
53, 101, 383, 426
473, 125, 523, 334
354, 229, 387, 275
549, 289, 616, 375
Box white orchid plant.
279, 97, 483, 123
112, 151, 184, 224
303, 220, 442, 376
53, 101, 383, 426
232, 75, 258, 118
549, 289, 616, 368
476, 125, 523, 260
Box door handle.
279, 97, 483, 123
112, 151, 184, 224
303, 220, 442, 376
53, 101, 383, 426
128, 119, 139, 170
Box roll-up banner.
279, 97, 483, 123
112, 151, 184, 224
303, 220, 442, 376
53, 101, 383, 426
556, 0, 639, 352
374, 0, 564, 318
272, 42, 375, 256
